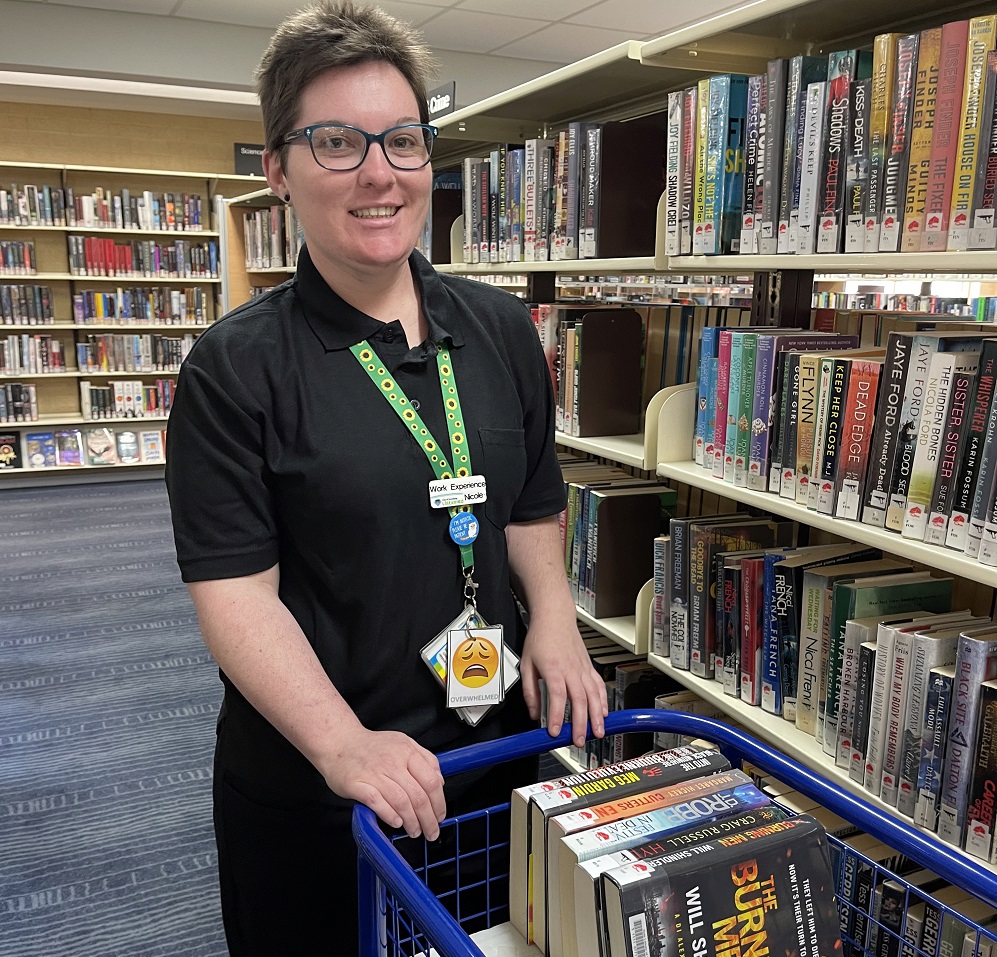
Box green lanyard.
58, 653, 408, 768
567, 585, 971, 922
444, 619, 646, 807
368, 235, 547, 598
349, 340, 476, 575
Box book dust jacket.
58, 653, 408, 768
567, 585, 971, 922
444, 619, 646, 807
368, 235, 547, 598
605, 814, 840, 957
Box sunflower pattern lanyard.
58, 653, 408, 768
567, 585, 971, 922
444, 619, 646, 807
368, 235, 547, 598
350, 341, 506, 708
349, 340, 483, 605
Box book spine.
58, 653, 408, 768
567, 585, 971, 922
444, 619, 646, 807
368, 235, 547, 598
816, 52, 854, 253
694, 326, 718, 465
720, 75, 749, 254
722, 332, 744, 483
719, 559, 740, 693
779, 353, 803, 498
938, 637, 997, 845
795, 571, 825, 735
845, 78, 873, 251
899, 638, 957, 817
794, 354, 821, 505
580, 127, 600, 260
914, 669, 955, 828
702, 74, 727, 254
688, 527, 711, 678
740, 74, 763, 254
778, 56, 805, 252
712, 330, 733, 478
681, 86, 697, 256
864, 627, 897, 796
881, 631, 914, 807
739, 557, 764, 706
760, 554, 781, 714
948, 16, 997, 251
965, 374, 997, 558
964, 682, 997, 861
816, 358, 850, 515
865, 34, 902, 250
774, 563, 800, 722
759, 59, 787, 254
901, 28, 943, 250
733, 333, 757, 487
926, 367, 977, 545
850, 642, 878, 783
947, 341, 997, 548
797, 81, 828, 253
651, 535, 670, 657
665, 92, 684, 257
879, 34, 920, 251
863, 332, 912, 527
922, 21, 971, 250
836, 620, 869, 769
669, 518, 690, 670
693, 77, 711, 255
748, 335, 776, 490
969, 50, 997, 249
904, 352, 963, 540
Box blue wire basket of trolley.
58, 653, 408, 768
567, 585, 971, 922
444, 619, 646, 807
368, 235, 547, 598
353, 709, 997, 957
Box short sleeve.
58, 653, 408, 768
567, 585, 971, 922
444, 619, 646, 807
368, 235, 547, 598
508, 302, 567, 523
165, 335, 279, 582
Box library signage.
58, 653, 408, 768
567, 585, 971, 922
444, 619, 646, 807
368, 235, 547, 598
427, 81, 456, 120
234, 143, 265, 177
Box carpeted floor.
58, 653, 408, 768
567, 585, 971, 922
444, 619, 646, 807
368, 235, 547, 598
0, 480, 226, 957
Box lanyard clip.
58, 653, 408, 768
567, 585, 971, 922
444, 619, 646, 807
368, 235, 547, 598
463, 565, 479, 611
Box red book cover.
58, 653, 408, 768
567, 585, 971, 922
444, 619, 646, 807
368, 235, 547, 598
834, 358, 883, 520
921, 20, 970, 250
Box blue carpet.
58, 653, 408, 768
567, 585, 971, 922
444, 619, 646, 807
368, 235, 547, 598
0, 480, 226, 957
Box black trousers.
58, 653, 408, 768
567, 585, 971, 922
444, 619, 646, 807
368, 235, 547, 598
213, 751, 538, 957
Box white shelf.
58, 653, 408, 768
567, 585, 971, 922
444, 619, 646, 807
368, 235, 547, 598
575, 606, 636, 654
440, 257, 661, 276
3, 272, 221, 284
246, 266, 295, 274
646, 651, 997, 875
556, 431, 645, 468
656, 459, 997, 589
668, 253, 997, 275
552, 747, 587, 774
0, 459, 162, 478
556, 388, 671, 472
14, 414, 168, 427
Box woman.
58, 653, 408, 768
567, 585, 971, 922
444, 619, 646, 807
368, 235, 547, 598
165, 2, 607, 953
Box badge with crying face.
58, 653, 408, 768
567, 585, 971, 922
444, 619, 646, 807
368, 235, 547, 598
446, 625, 504, 708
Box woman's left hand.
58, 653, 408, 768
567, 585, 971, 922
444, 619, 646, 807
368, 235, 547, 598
520, 620, 608, 749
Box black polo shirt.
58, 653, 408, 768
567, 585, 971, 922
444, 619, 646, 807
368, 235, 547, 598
165, 245, 566, 801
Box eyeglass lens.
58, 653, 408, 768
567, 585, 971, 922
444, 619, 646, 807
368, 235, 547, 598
310, 125, 432, 170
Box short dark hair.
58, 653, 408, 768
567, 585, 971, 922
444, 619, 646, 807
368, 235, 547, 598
256, 1, 439, 163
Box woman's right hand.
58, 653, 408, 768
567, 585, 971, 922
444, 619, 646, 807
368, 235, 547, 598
322, 727, 447, 840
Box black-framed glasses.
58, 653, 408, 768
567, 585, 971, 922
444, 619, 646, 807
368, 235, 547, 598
282, 122, 438, 171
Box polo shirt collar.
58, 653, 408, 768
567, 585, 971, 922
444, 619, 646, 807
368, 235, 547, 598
294, 244, 464, 351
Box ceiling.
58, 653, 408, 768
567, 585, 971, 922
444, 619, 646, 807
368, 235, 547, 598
0, 0, 757, 118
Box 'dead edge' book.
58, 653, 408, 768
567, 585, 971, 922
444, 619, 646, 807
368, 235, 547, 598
603, 813, 841, 957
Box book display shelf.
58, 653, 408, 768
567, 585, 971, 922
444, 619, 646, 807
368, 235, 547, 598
0, 161, 259, 485
416, 0, 997, 884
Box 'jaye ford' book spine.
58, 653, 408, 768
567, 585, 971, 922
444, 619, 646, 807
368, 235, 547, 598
862, 332, 912, 527
603, 814, 840, 957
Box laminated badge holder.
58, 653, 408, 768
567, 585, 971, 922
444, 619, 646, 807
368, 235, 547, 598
349, 340, 520, 726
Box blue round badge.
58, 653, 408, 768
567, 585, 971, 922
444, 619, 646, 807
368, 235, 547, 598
449, 511, 479, 546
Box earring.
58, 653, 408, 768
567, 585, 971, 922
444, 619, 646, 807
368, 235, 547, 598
284, 194, 291, 203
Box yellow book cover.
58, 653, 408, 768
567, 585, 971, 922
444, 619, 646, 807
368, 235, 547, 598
693, 76, 710, 254
864, 33, 903, 251
947, 14, 997, 250
901, 27, 942, 250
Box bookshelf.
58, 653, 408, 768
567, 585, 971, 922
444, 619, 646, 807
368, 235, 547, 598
412, 0, 997, 892
0, 160, 258, 484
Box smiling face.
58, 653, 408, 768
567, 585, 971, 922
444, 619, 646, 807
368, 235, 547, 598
263, 60, 432, 281
451, 634, 499, 689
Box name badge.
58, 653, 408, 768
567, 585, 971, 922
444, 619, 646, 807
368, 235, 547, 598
429, 475, 487, 509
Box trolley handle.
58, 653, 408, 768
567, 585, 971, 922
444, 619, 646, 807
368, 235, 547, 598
433, 709, 997, 909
